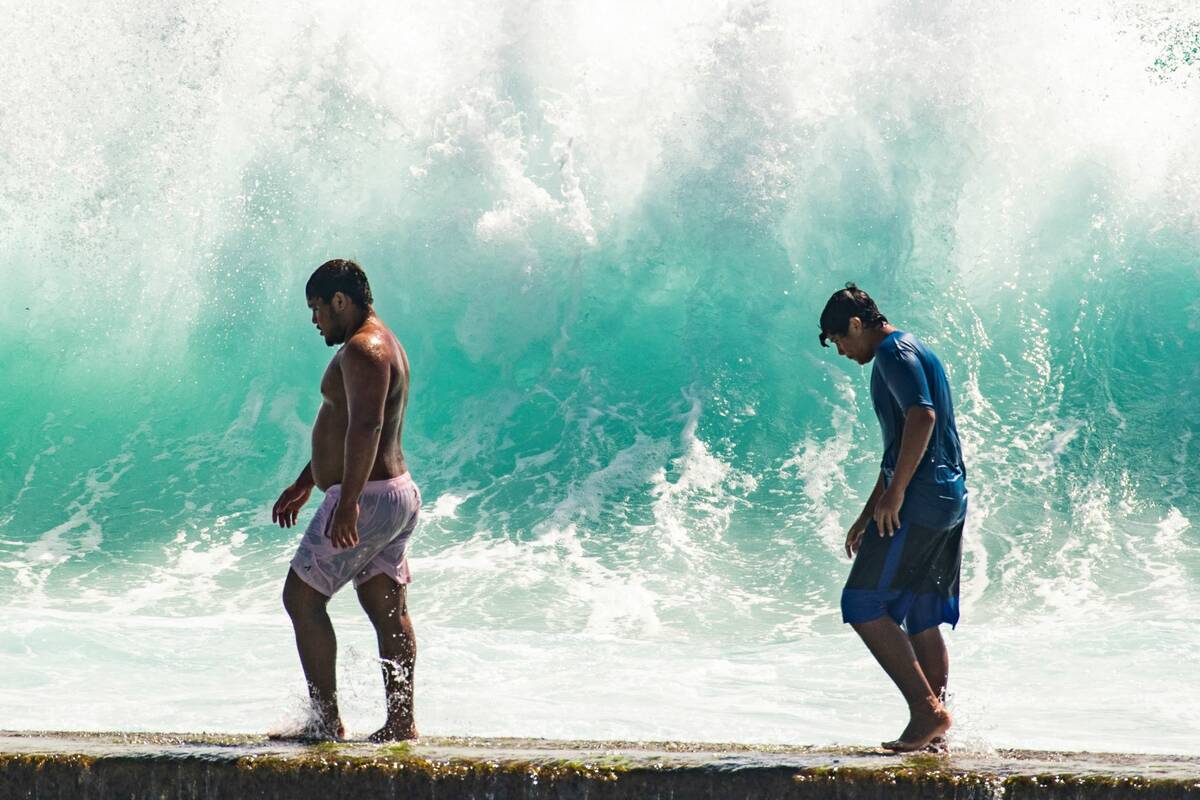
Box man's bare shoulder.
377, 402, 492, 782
340, 323, 406, 384
341, 323, 394, 362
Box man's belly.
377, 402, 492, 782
311, 409, 345, 491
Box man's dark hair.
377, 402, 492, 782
306, 259, 374, 307
819, 282, 888, 347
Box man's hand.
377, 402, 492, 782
272, 482, 313, 528
329, 500, 360, 549
845, 515, 869, 559
873, 486, 904, 537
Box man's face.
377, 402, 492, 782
307, 295, 343, 347
826, 317, 875, 365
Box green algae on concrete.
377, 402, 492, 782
1, 731, 1198, 799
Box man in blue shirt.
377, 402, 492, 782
819, 283, 967, 752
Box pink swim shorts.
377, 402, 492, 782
290, 473, 421, 597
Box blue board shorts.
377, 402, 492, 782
841, 516, 964, 635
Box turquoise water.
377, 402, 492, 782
1, 0, 1198, 753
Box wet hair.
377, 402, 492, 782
306, 259, 374, 308
818, 283, 888, 347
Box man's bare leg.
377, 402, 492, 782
910, 626, 948, 699
281, 569, 345, 739
851, 617, 950, 751
910, 625, 949, 752
356, 574, 417, 741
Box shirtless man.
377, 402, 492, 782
270, 259, 421, 742
819, 284, 967, 753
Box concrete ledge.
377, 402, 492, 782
2, 731, 1198, 799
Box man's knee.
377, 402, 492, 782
283, 574, 329, 620
357, 580, 407, 628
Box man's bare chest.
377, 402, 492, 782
319, 355, 345, 406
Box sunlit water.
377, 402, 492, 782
1, 0, 1198, 754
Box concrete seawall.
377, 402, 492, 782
2, 732, 1197, 799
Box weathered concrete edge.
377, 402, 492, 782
3, 749, 1200, 800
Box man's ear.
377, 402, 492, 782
847, 316, 862, 335
331, 291, 348, 312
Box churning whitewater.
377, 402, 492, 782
0, 0, 1197, 754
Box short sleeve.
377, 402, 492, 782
876, 342, 933, 413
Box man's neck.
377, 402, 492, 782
866, 324, 898, 354
344, 306, 374, 339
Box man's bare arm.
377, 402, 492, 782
272, 462, 315, 529
325, 340, 390, 548
293, 462, 315, 489
338, 341, 390, 507
890, 406, 936, 494
858, 470, 886, 523
845, 470, 887, 558
873, 406, 936, 536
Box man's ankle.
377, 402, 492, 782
908, 695, 942, 714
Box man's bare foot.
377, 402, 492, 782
882, 703, 951, 752
924, 736, 949, 754
268, 717, 346, 742
368, 720, 418, 743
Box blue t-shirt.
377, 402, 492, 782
870, 331, 968, 529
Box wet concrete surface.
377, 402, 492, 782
2, 730, 1198, 798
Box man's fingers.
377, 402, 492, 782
325, 518, 359, 549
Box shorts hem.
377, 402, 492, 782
842, 610, 897, 626
903, 618, 949, 636
289, 561, 335, 598
353, 569, 412, 589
